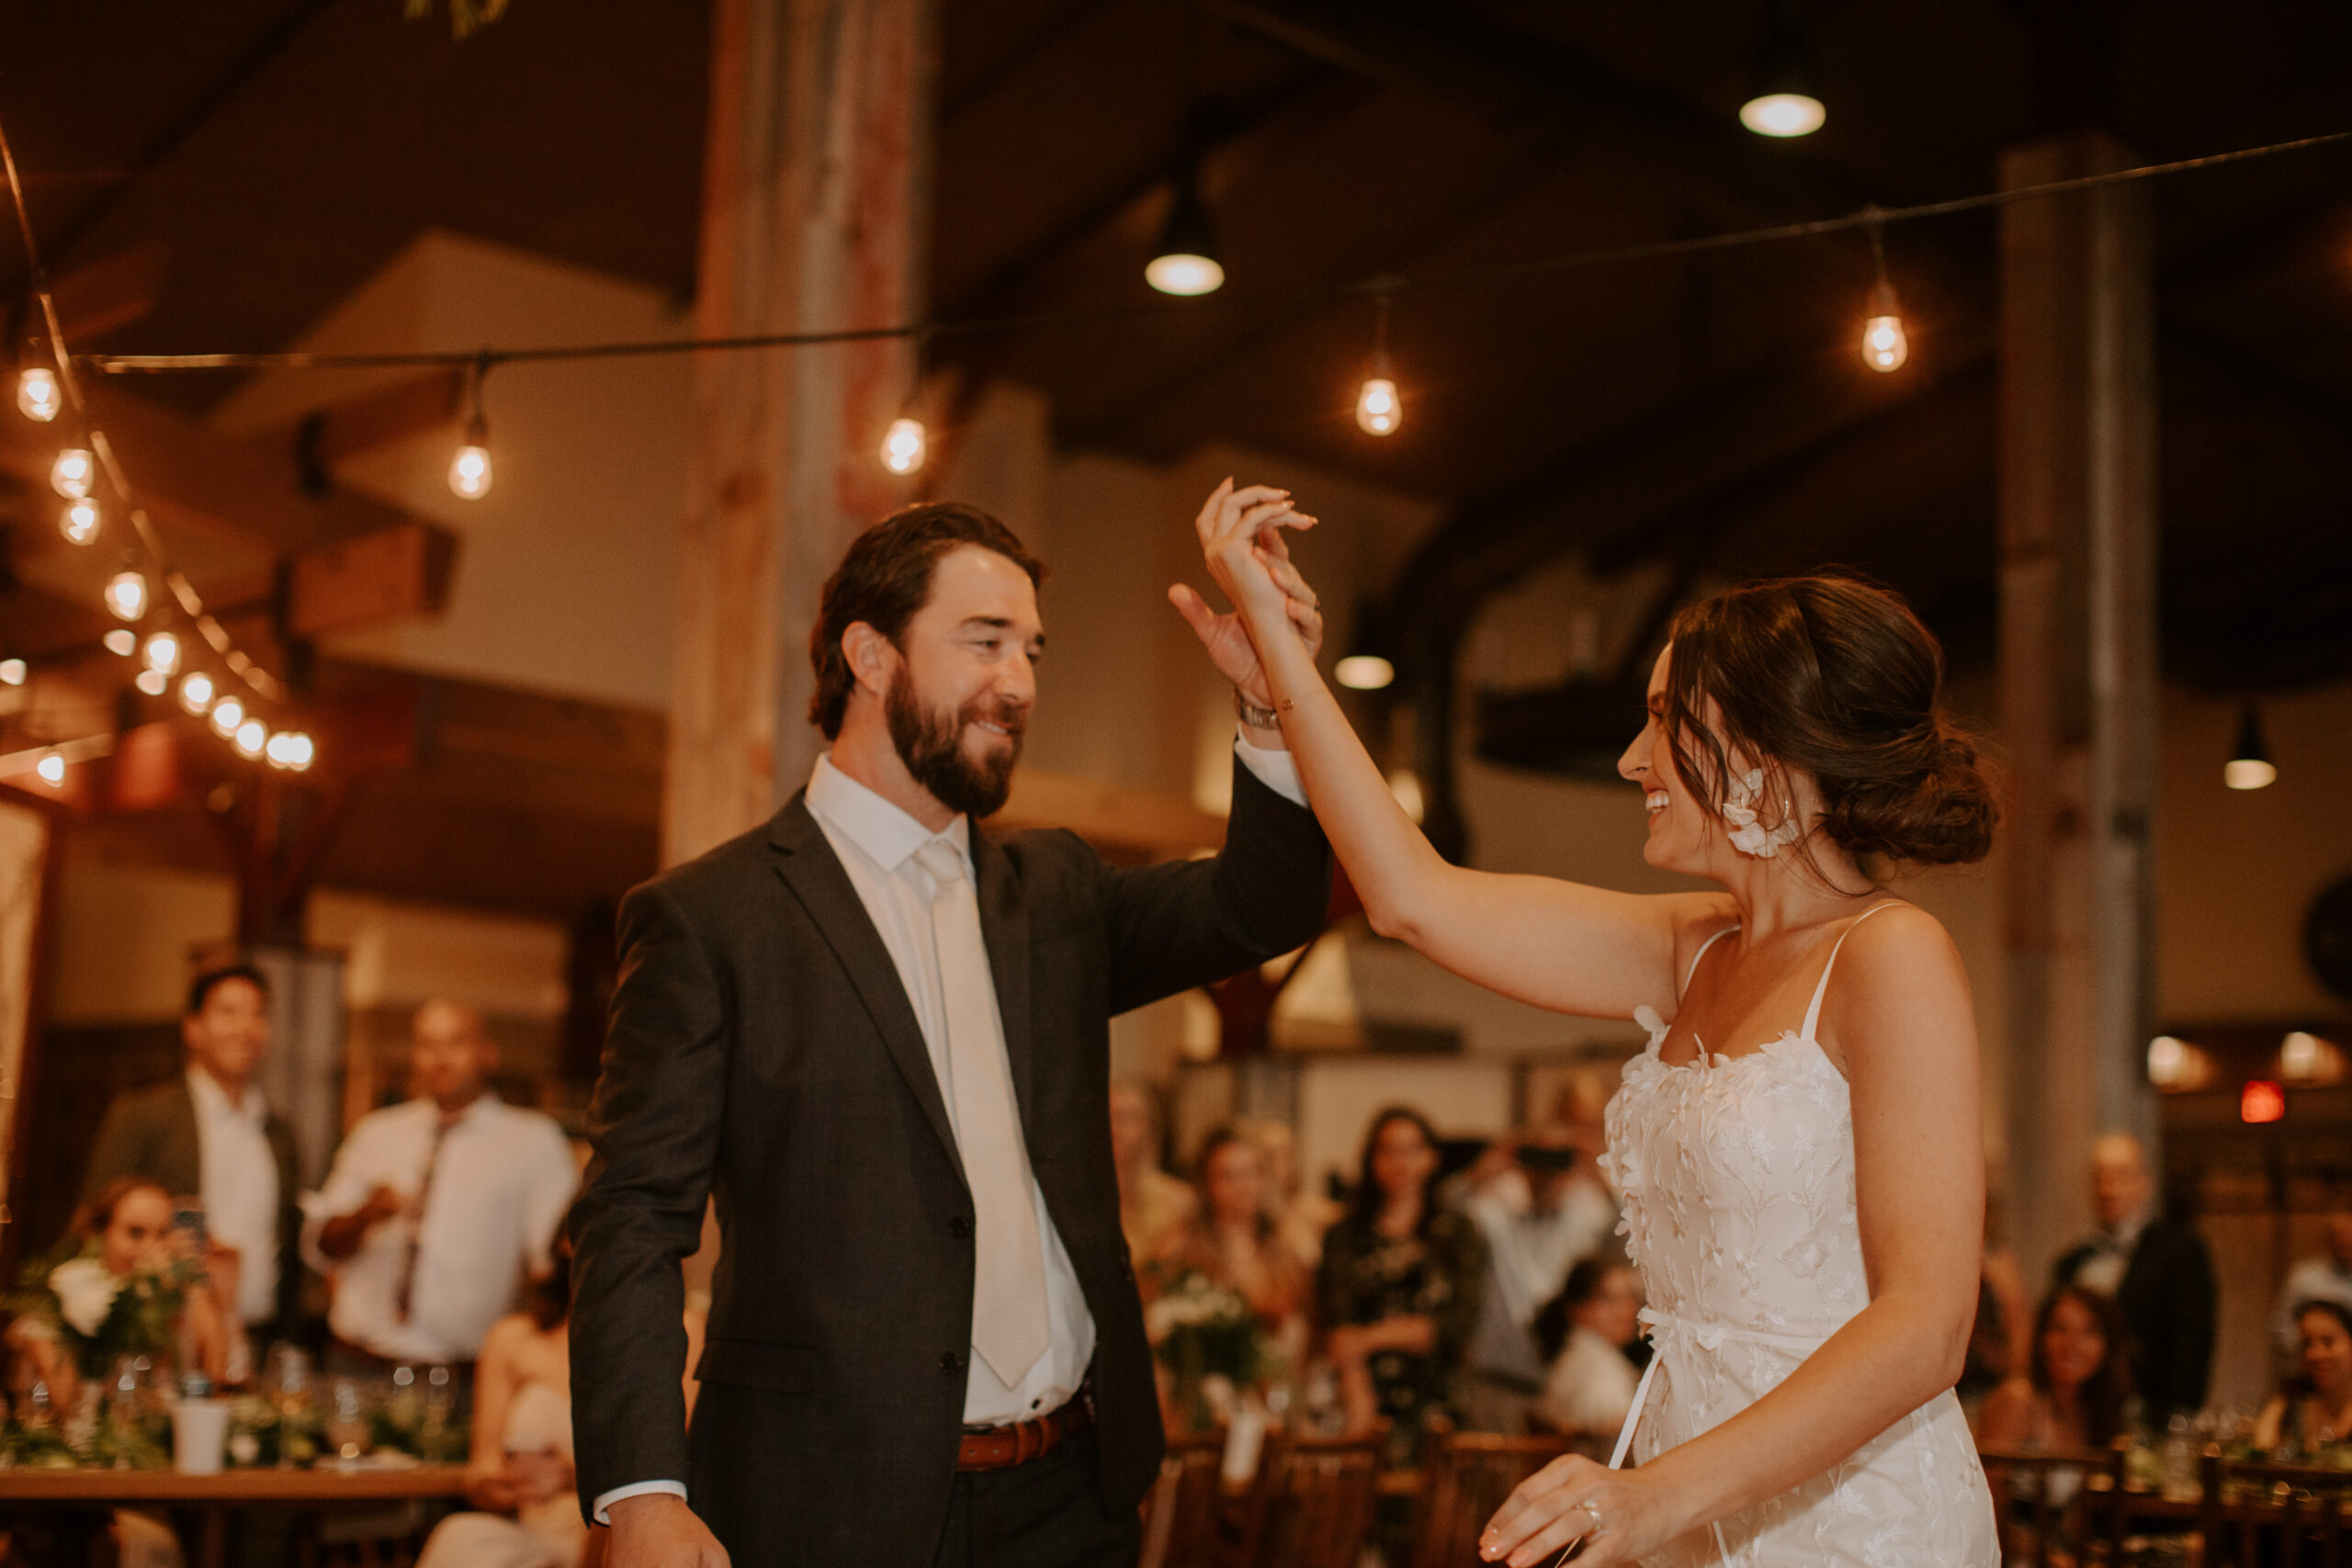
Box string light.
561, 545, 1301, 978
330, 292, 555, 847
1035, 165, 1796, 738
35, 751, 63, 785
102, 629, 135, 657
141, 632, 180, 675
880, 415, 927, 476
50, 447, 92, 499
1146, 161, 1224, 297
233, 717, 267, 759
0, 659, 24, 685
103, 570, 147, 621
1335, 655, 1396, 690
447, 355, 493, 500
16, 363, 58, 422
179, 671, 214, 713
209, 697, 244, 737
1353, 292, 1401, 436
265, 729, 315, 771
1860, 219, 1908, 372
135, 669, 167, 695
59, 496, 98, 545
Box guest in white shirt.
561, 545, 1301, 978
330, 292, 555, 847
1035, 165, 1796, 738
307, 999, 579, 1368
84, 964, 305, 1359
2277, 1212, 2352, 1359
1533, 1258, 1644, 1439
1463, 1126, 1619, 1431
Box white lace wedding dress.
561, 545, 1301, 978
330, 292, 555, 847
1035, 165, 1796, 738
1600, 905, 1998, 1566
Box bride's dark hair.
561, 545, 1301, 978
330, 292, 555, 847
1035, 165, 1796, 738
1660, 574, 1996, 867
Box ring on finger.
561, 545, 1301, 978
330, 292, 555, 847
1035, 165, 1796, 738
1573, 1500, 1602, 1533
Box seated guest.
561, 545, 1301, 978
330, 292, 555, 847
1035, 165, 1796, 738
1978, 1283, 2135, 1452
1532, 1258, 1642, 1438
2051, 1131, 2215, 1417
83, 964, 304, 1366
417, 1233, 704, 1568
305, 999, 578, 1370
1316, 1106, 1485, 1465
2256, 1300, 2352, 1457
1462, 1124, 1615, 1432
6, 1178, 232, 1411
1112, 1079, 1195, 1264
2274, 1212, 2352, 1359
1148, 1126, 1310, 1357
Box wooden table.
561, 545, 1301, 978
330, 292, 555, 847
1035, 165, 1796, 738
0, 1463, 471, 1568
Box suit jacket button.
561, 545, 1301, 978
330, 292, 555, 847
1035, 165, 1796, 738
948, 1215, 972, 1240
940, 1350, 965, 1375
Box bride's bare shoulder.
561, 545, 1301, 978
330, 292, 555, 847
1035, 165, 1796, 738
1825, 900, 1975, 1020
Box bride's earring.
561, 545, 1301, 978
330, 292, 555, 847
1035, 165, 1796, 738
1722, 768, 1803, 858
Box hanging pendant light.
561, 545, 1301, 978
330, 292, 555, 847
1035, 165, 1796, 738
1739, 1, 1825, 137
2225, 701, 2276, 790
1146, 161, 1224, 297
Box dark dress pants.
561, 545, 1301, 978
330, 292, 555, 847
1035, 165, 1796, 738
930, 1428, 1139, 1568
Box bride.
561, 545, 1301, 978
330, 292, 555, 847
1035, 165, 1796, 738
1170, 482, 2001, 1566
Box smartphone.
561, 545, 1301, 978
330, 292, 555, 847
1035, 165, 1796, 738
170, 1203, 209, 1251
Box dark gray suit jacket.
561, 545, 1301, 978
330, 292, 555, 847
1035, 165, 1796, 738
83, 1074, 307, 1337
568, 758, 1331, 1565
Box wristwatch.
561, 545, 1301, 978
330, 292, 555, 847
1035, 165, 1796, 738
1235, 689, 1282, 731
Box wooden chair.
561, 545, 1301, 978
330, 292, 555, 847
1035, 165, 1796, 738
1249, 1428, 1385, 1568
1139, 1432, 1232, 1568
1977, 1443, 2130, 1568
1407, 1425, 1576, 1568
2199, 1450, 2352, 1568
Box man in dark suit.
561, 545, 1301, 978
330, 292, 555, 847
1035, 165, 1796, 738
84, 964, 308, 1351
572, 490, 1332, 1568
2052, 1131, 2217, 1417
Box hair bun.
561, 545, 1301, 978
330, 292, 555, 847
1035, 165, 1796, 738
1823, 726, 1997, 867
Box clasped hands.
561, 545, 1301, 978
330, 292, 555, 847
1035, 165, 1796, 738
1167, 479, 1324, 715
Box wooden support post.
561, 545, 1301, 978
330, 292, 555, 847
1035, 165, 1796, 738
663, 0, 939, 866
1997, 131, 2162, 1283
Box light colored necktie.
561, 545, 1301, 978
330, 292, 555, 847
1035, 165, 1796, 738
913, 839, 1050, 1388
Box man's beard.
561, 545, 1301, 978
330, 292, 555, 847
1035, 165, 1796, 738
886, 666, 1023, 819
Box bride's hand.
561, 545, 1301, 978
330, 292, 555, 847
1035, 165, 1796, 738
1479, 1454, 1689, 1567
1167, 478, 1322, 705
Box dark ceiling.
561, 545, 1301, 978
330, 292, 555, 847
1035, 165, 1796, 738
3, 0, 2349, 707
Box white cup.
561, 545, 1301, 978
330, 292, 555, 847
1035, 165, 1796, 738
172, 1397, 232, 1475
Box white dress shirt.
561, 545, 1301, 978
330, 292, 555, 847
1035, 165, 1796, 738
302, 1094, 578, 1363
1465, 1169, 1619, 1382
594, 731, 1306, 1522
187, 1067, 281, 1327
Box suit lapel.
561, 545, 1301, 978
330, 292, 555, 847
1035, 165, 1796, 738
970, 830, 1035, 1130
768, 796, 966, 1179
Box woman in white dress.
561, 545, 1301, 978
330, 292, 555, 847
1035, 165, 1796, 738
1170, 482, 2001, 1566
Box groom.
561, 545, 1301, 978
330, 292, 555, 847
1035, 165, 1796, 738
571, 491, 1332, 1568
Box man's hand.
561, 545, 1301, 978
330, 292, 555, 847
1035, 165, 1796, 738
607, 1493, 729, 1568
317, 1186, 406, 1262
1168, 478, 1323, 709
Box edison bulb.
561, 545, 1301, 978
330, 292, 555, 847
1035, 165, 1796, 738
209, 697, 244, 737
0, 659, 24, 686
234, 718, 267, 759
1863, 313, 1908, 372
17, 366, 59, 422
105, 571, 148, 621
60, 496, 99, 545
1355, 376, 1401, 436
51, 447, 93, 499
103, 629, 136, 657
135, 669, 168, 696
36, 751, 64, 785
180, 671, 215, 713
1739, 92, 1825, 137
142, 632, 180, 674
880, 416, 927, 476
448, 441, 492, 500
282, 731, 315, 771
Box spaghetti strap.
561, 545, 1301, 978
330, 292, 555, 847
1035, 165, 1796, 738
1798, 902, 1904, 1041
1680, 923, 1739, 998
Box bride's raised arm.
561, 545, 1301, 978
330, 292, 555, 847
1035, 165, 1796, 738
1168, 479, 1727, 1023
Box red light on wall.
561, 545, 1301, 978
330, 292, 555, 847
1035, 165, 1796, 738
2242, 1080, 2287, 1124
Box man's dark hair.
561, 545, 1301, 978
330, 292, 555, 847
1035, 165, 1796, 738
187, 963, 269, 1019
808, 503, 1046, 739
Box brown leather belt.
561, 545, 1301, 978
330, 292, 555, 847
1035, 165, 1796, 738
957, 1390, 1093, 1471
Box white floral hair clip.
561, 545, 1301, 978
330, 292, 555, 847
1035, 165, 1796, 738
1722, 768, 1804, 858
